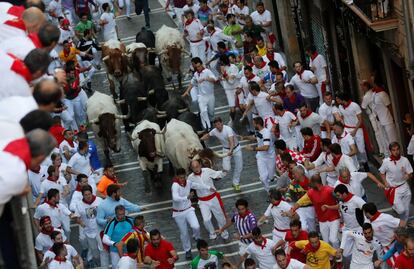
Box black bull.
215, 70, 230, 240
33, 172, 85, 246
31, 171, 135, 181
135, 27, 157, 65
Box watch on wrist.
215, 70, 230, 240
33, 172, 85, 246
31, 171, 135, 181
113, 242, 117, 247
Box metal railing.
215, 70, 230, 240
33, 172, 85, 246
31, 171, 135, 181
353, 0, 392, 21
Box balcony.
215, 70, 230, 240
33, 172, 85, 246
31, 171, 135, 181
342, 0, 399, 32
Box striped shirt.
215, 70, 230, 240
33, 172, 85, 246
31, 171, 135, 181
231, 211, 257, 244
121, 227, 150, 263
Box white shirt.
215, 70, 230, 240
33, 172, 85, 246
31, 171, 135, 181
255, 128, 275, 158
221, 64, 239, 90
0, 151, 28, 206
171, 180, 209, 214
101, 12, 116, 41
39, 178, 66, 198
379, 156, 413, 187
250, 10, 272, 31
59, 140, 78, 163
369, 213, 401, 246
252, 64, 270, 80
73, 196, 102, 238
191, 68, 216, 95
297, 112, 322, 135
34, 228, 67, 253
0, 35, 38, 60
290, 71, 318, 98
264, 201, 292, 231
275, 111, 296, 140
239, 74, 261, 100
263, 52, 287, 69
408, 135, 414, 162
0, 95, 37, 123
309, 54, 327, 82
48, 259, 74, 269
67, 152, 92, 176
272, 258, 306, 269
334, 154, 358, 174
188, 168, 225, 197
339, 102, 362, 128
313, 152, 337, 179
231, 5, 249, 25
318, 102, 337, 125
208, 29, 234, 52
34, 202, 72, 229
331, 131, 358, 166
185, 18, 204, 42
209, 125, 239, 149
0, 14, 27, 42
334, 172, 368, 198
338, 194, 366, 231
246, 238, 277, 269
372, 91, 393, 125
117, 256, 137, 269
47, 0, 63, 22
43, 244, 78, 261
251, 92, 275, 118
28, 166, 48, 201
340, 231, 382, 265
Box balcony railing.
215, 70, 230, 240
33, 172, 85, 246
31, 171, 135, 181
342, 0, 399, 32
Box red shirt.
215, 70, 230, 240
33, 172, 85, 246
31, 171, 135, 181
301, 135, 321, 162
49, 124, 65, 146
306, 186, 340, 222
144, 240, 175, 269
285, 230, 308, 263
394, 252, 414, 269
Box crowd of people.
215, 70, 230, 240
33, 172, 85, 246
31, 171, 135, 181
0, 0, 414, 269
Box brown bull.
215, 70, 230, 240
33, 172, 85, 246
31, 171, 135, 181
102, 40, 129, 99
159, 44, 190, 91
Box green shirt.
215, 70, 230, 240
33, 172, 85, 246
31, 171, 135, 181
75, 20, 93, 36
223, 24, 243, 47
191, 250, 223, 269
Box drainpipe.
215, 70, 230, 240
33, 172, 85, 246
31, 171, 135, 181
403, 0, 414, 81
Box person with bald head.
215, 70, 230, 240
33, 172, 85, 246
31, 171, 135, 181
33, 78, 63, 112
252, 55, 269, 80
0, 6, 46, 41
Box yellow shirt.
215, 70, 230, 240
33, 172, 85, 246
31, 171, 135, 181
59, 47, 80, 64
256, 45, 267, 57
294, 240, 337, 269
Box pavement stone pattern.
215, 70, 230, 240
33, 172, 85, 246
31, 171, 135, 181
74, 0, 405, 267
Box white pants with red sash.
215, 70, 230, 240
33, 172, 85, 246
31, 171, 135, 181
385, 182, 412, 220
344, 127, 367, 163
198, 192, 229, 239
272, 227, 288, 242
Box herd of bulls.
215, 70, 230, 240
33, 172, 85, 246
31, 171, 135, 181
86, 25, 215, 193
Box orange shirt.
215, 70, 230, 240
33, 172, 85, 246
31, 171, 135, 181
96, 175, 118, 197
59, 47, 80, 64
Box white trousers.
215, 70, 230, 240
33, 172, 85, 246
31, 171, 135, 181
238, 241, 249, 256
198, 94, 215, 129
173, 208, 201, 252
174, 7, 184, 31
85, 234, 104, 264
257, 154, 276, 192
345, 127, 367, 163
393, 182, 412, 221
118, 0, 131, 16
368, 114, 388, 155
199, 195, 228, 238
350, 262, 374, 269
296, 206, 316, 232
60, 106, 78, 131
222, 148, 243, 185
319, 219, 340, 248
190, 86, 199, 112
110, 251, 120, 268
189, 40, 206, 64
381, 123, 397, 149
224, 88, 236, 107
272, 229, 287, 243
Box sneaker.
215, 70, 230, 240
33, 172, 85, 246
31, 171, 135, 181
209, 233, 217, 240
185, 250, 192, 260
220, 231, 229, 240
233, 184, 241, 192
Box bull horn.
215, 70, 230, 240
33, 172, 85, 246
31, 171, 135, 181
122, 53, 127, 56
148, 89, 155, 95
157, 110, 167, 114
196, 130, 205, 136
213, 151, 227, 159
90, 118, 99, 124
102, 55, 109, 61
115, 114, 129, 119
156, 114, 167, 119
137, 97, 147, 101
116, 99, 126, 105
177, 107, 189, 113
147, 48, 157, 53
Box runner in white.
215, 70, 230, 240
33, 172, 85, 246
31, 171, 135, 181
379, 142, 413, 221
200, 117, 243, 191
183, 9, 206, 63
100, 3, 118, 42
273, 103, 298, 150
187, 160, 229, 240
218, 55, 240, 124
332, 121, 359, 169
318, 92, 337, 139
305, 45, 329, 105
273, 248, 311, 269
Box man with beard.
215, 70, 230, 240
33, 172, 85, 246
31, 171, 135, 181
35, 216, 67, 261
338, 223, 383, 269
144, 229, 178, 269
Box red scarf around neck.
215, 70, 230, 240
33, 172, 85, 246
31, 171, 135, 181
239, 210, 251, 218
332, 154, 342, 166
301, 110, 312, 119
372, 86, 384, 93
304, 241, 320, 253
28, 33, 44, 48
296, 69, 304, 79
54, 256, 67, 263
254, 237, 267, 249
342, 192, 354, 203
370, 211, 381, 222
336, 131, 347, 140
338, 175, 349, 185
75, 184, 82, 192
7, 53, 33, 82
185, 17, 195, 26
65, 138, 75, 148
271, 199, 283, 208
82, 195, 97, 205
390, 154, 401, 165
310, 52, 318, 61
288, 93, 297, 104
46, 200, 58, 208
3, 138, 32, 169
3, 18, 26, 31
194, 170, 202, 176
173, 177, 186, 187
196, 68, 204, 75
123, 253, 137, 259
31, 167, 41, 174
246, 73, 255, 81
257, 61, 266, 69
342, 100, 352, 109
266, 52, 274, 61
41, 227, 54, 236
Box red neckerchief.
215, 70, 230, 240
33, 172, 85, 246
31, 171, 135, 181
173, 177, 186, 187
372, 86, 384, 93
194, 170, 202, 176
246, 73, 255, 81
310, 52, 318, 61
296, 69, 304, 79
46, 200, 58, 208
303, 241, 320, 253
63, 47, 72, 58
289, 93, 297, 104
27, 33, 44, 48
271, 199, 283, 208
196, 68, 204, 75
338, 175, 349, 185
342, 192, 354, 203
257, 61, 267, 69
106, 175, 118, 183
254, 237, 267, 249
82, 195, 97, 205
133, 226, 146, 234
31, 167, 41, 173
239, 210, 251, 218
292, 177, 310, 190
3, 138, 31, 169
7, 53, 33, 82
332, 154, 342, 166
301, 110, 312, 119
47, 175, 58, 182
54, 256, 67, 263
370, 211, 381, 222
266, 52, 274, 61
336, 131, 347, 141
41, 227, 54, 236
3, 18, 26, 31
390, 154, 401, 165
8, 5, 25, 18
342, 100, 352, 109
75, 184, 82, 191
65, 138, 74, 148
185, 18, 195, 26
